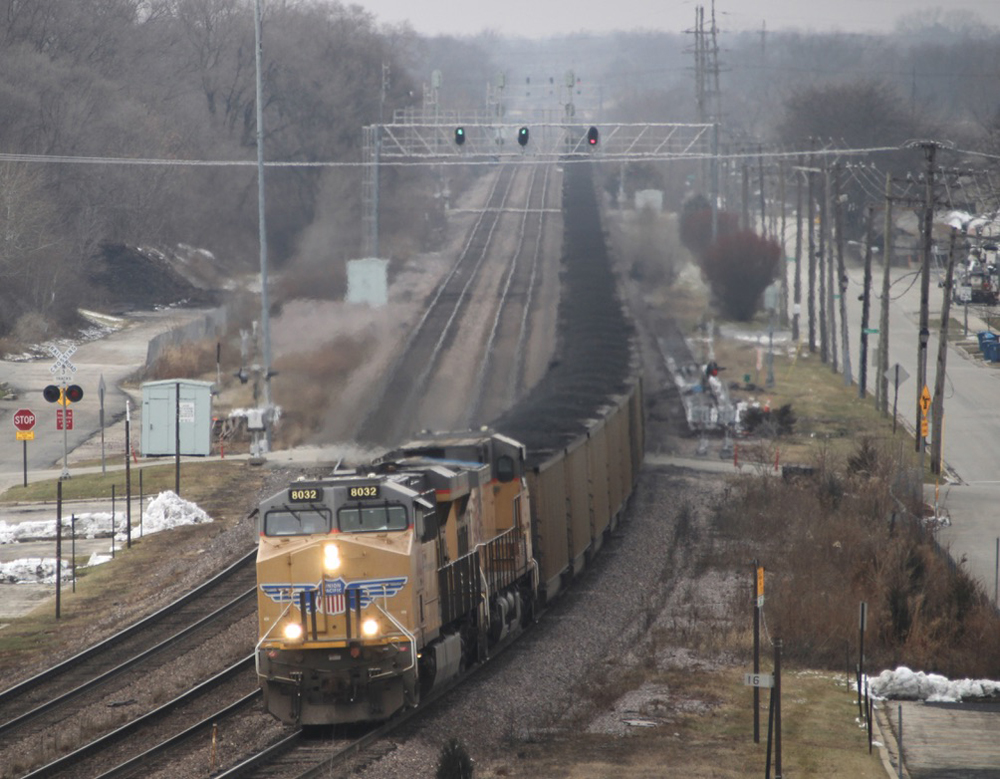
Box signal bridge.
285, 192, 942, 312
361, 119, 715, 256
366, 120, 714, 162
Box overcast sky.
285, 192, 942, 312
353, 1, 1000, 39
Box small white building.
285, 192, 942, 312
141, 379, 214, 456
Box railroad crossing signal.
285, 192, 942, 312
43, 384, 84, 406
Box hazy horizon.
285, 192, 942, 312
347, 0, 1000, 40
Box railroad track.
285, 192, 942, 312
210, 620, 531, 779
355, 163, 537, 445
467, 161, 555, 424
0, 547, 257, 775
21, 659, 258, 779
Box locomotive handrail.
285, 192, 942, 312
255, 599, 295, 680
368, 595, 417, 680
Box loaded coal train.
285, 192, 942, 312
254, 161, 645, 725
254, 388, 642, 724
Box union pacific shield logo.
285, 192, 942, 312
261, 577, 406, 615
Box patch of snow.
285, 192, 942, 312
0, 491, 212, 583
871, 666, 1000, 703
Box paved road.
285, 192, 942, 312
0, 309, 211, 479
831, 262, 1000, 596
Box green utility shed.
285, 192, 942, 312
141, 379, 214, 456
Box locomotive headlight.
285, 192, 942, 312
283, 622, 303, 641
323, 542, 341, 572
361, 618, 380, 638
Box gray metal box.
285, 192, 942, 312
141, 379, 214, 456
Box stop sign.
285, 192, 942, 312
12, 408, 36, 431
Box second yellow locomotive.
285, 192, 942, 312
255, 431, 536, 725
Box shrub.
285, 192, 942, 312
741, 403, 795, 437
679, 204, 739, 258
715, 464, 1000, 679
437, 738, 474, 779
698, 230, 781, 321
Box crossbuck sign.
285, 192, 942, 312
49, 344, 77, 383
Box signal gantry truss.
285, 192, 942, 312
366, 121, 714, 162
361, 120, 715, 255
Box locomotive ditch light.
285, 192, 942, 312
323, 542, 341, 572
283, 622, 303, 641
361, 618, 380, 638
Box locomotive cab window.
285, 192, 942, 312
264, 508, 332, 536
338, 504, 408, 533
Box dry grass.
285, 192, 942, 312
271, 335, 371, 446
0, 461, 246, 504
0, 461, 264, 664
493, 669, 884, 778
145, 338, 221, 381
709, 448, 1000, 680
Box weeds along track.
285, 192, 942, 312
0, 549, 256, 777
353, 163, 528, 446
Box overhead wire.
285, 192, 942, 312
0, 143, 908, 170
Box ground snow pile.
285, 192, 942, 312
115, 490, 212, 541
0, 558, 71, 585
871, 666, 1000, 702
0, 491, 212, 584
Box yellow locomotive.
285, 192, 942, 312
255, 431, 536, 725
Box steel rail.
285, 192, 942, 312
0, 547, 256, 712
0, 586, 255, 738
21, 656, 255, 779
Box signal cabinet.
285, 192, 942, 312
140, 379, 214, 456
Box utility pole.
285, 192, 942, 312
835, 163, 851, 385
931, 228, 959, 475
916, 141, 937, 452
758, 145, 767, 237
818, 165, 828, 363
742, 160, 751, 230
859, 204, 874, 399
793, 157, 803, 344
878, 172, 894, 415
808, 163, 817, 353
779, 160, 788, 327
372, 62, 389, 260
252, 0, 273, 453
826, 163, 838, 373
711, 123, 719, 240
